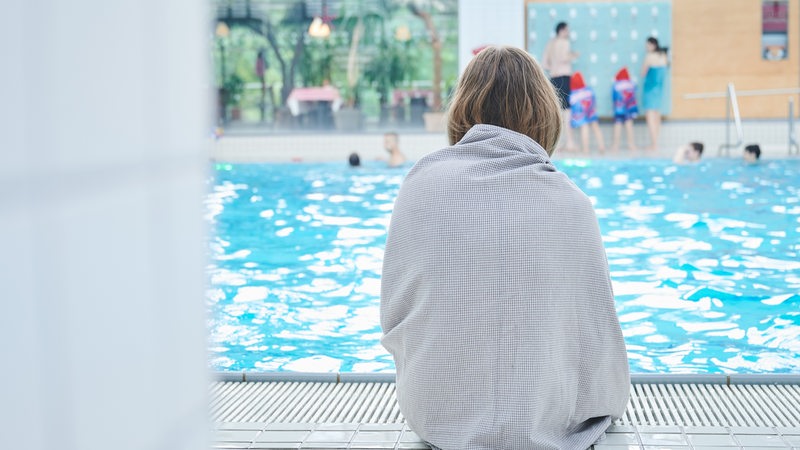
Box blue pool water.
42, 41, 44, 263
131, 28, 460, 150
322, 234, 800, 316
206, 159, 800, 373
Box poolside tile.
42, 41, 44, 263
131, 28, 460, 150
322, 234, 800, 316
396, 443, 431, 449
591, 445, 642, 449
608, 425, 638, 433
399, 431, 424, 443
784, 435, 800, 446
265, 423, 316, 431
249, 444, 301, 449
316, 423, 359, 431
348, 444, 399, 449
691, 447, 741, 450
778, 428, 800, 436
684, 426, 731, 435
735, 434, 789, 447
688, 434, 738, 446
642, 446, 689, 450
359, 423, 405, 431
740, 447, 793, 450
218, 422, 267, 431
639, 433, 688, 445
746, 444, 795, 449
214, 430, 260, 442
732, 427, 778, 435
299, 444, 349, 449
254, 430, 311, 442
637, 426, 682, 434
600, 433, 640, 445
212, 444, 252, 449
352, 431, 402, 442
304, 430, 356, 443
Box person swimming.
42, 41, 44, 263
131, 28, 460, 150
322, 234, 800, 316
673, 141, 703, 164
384, 132, 406, 167
744, 144, 761, 164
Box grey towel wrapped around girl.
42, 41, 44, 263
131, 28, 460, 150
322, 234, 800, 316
381, 123, 630, 450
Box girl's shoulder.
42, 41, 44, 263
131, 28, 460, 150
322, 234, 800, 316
646, 51, 668, 66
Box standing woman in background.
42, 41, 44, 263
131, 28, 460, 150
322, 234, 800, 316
641, 37, 669, 151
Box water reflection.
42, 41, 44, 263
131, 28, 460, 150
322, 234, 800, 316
207, 159, 800, 373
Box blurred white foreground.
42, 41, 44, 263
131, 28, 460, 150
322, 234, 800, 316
0, 1, 211, 449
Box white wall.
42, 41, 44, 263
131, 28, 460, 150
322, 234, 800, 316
0, 1, 210, 449
458, 0, 526, 73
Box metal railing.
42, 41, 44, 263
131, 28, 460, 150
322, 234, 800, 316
720, 83, 743, 157
789, 98, 799, 155
685, 85, 800, 156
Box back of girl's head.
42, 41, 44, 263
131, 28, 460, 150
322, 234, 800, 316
690, 142, 704, 154
446, 46, 562, 153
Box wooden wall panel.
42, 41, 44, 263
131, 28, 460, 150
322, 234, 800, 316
671, 0, 799, 119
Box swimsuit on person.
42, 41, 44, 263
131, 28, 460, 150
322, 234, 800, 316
642, 66, 667, 111
613, 79, 639, 122
570, 86, 599, 128
551, 75, 571, 110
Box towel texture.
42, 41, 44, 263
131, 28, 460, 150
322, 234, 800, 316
381, 124, 630, 450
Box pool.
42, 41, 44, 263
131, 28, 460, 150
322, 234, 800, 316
206, 159, 800, 373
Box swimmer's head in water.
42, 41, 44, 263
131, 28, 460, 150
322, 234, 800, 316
446, 45, 562, 153
688, 141, 704, 161
744, 144, 761, 163
348, 153, 361, 167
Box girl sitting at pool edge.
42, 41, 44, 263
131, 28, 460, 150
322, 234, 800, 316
381, 45, 630, 450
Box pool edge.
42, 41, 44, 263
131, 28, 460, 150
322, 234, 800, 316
211, 371, 800, 385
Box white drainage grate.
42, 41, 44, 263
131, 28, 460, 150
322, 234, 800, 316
211, 382, 404, 423
210, 381, 800, 427
622, 383, 800, 427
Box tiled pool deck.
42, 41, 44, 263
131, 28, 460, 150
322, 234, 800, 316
213, 120, 799, 163
210, 375, 800, 449
214, 421, 800, 449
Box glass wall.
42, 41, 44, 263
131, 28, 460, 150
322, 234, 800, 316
212, 0, 458, 131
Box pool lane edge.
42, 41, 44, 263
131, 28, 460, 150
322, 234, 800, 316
211, 371, 800, 385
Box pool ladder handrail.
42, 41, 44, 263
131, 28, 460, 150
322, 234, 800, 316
686, 84, 800, 156
789, 97, 800, 155
719, 83, 744, 157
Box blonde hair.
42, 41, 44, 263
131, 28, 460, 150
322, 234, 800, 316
446, 46, 562, 154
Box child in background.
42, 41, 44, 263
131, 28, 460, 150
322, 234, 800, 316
569, 72, 606, 154
611, 67, 638, 153
744, 144, 761, 164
